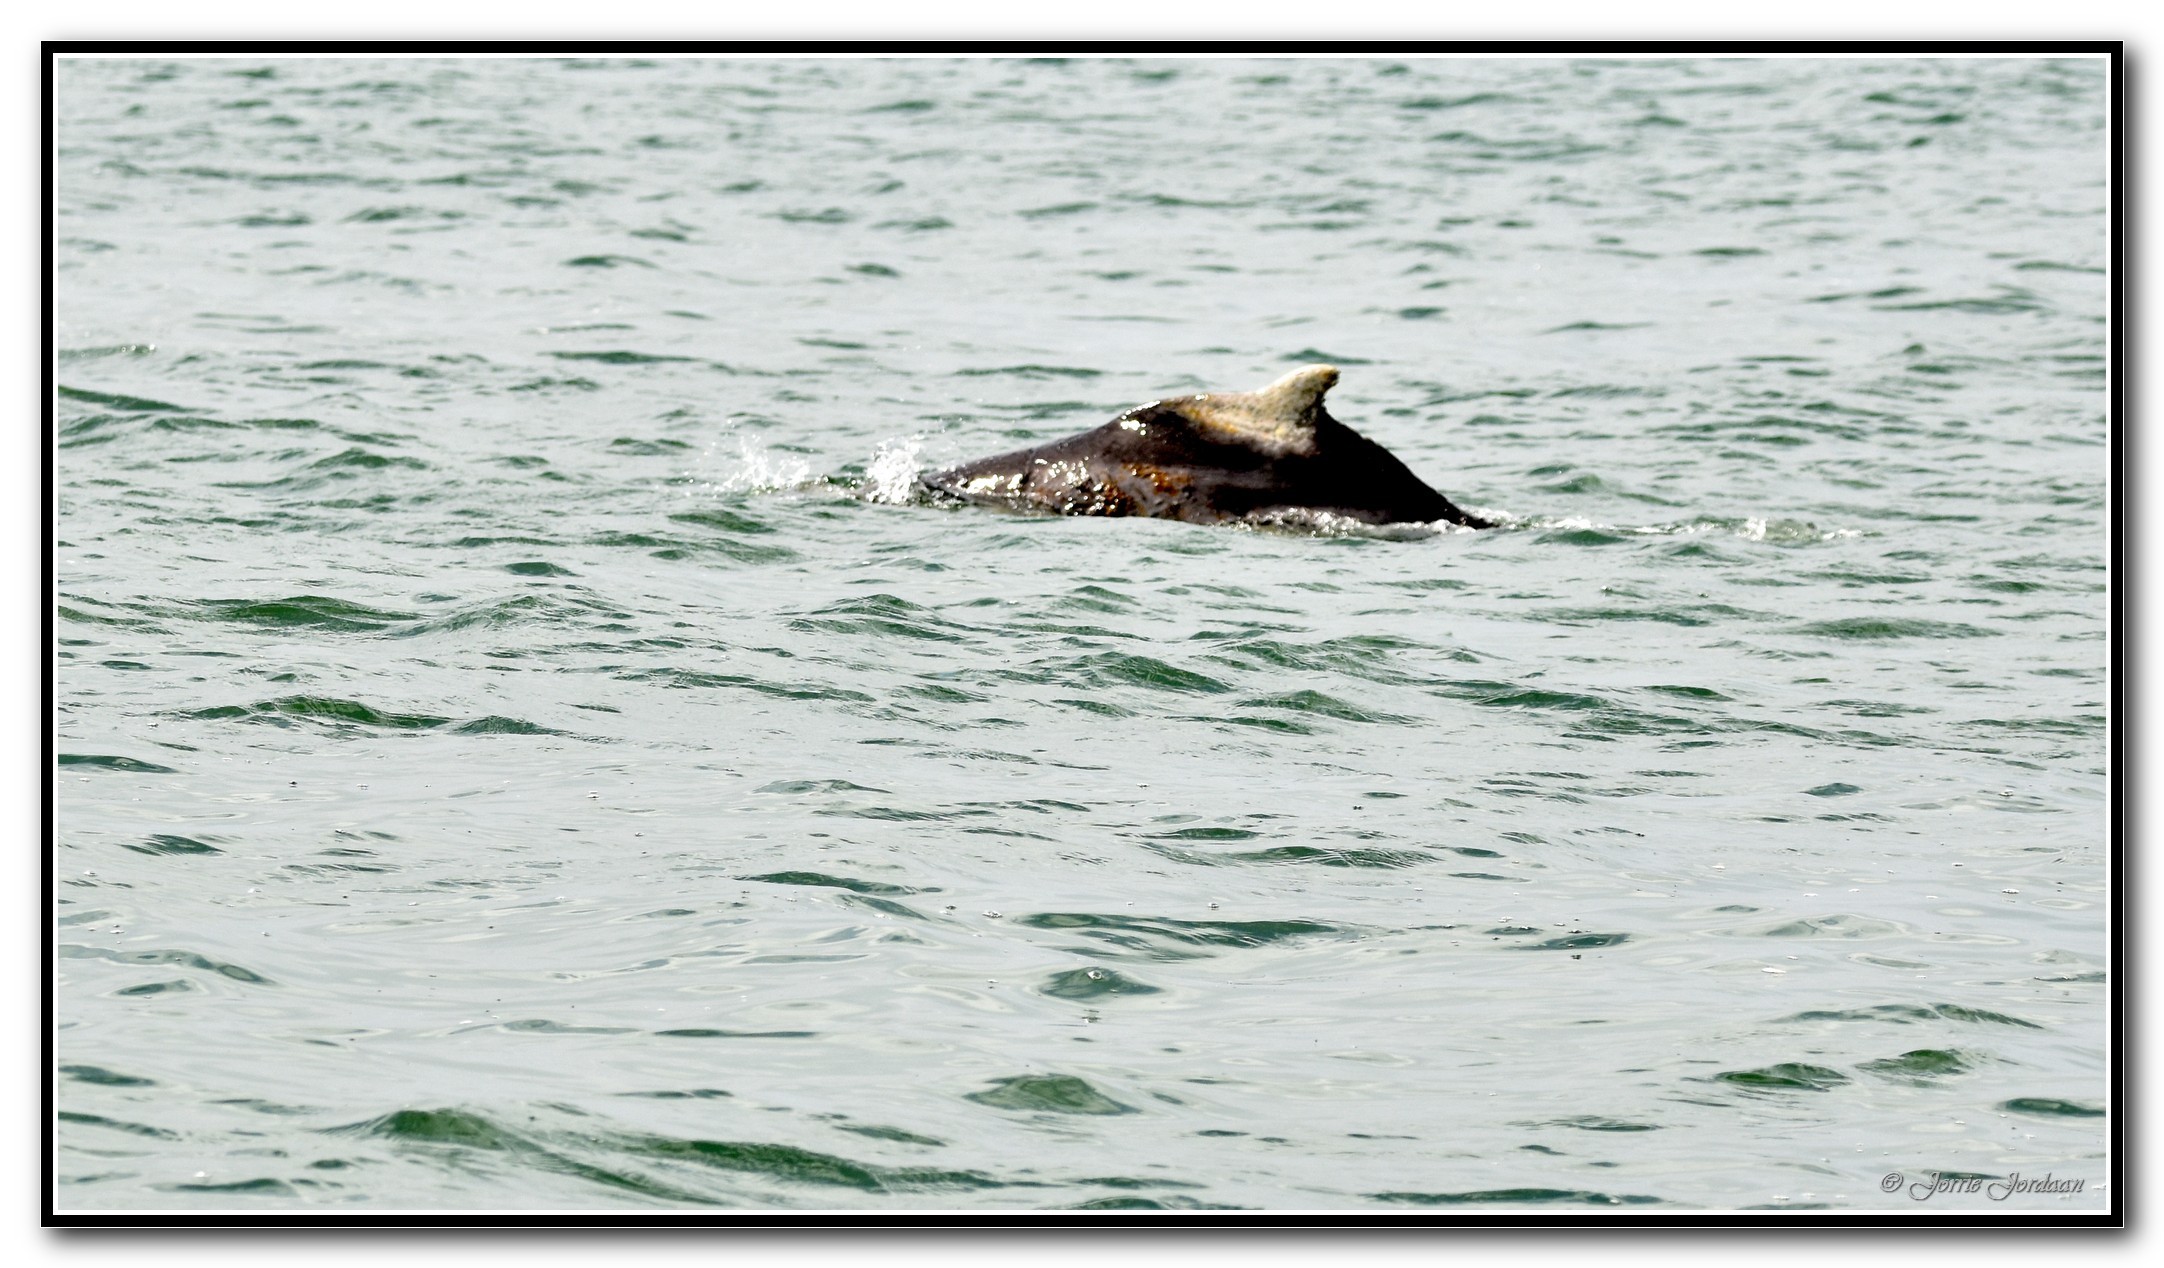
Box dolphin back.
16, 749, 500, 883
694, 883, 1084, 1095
920, 366, 1492, 529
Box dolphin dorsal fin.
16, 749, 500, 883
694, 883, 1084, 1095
1173, 363, 1339, 454
1248, 364, 1339, 422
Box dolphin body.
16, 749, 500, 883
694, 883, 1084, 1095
918, 364, 1492, 529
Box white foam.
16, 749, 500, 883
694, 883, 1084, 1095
1531, 514, 1861, 543
1236, 507, 1452, 540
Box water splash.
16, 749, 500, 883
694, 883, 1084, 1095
859, 435, 931, 505
679, 425, 818, 499
1724, 517, 1861, 543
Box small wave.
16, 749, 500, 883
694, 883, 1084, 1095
966, 1075, 1135, 1116
57, 753, 178, 774
60, 943, 273, 984
58, 344, 156, 362
1373, 1188, 1664, 1207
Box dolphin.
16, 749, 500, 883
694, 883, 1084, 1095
918, 364, 1492, 529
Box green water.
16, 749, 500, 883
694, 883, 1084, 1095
53, 55, 2110, 1213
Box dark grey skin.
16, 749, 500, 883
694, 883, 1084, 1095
919, 364, 1493, 529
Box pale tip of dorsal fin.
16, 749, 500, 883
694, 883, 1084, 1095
1250, 364, 1339, 422
1155, 363, 1341, 455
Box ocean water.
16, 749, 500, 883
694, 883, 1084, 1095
52, 54, 2113, 1214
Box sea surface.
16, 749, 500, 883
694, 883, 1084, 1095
52, 54, 2113, 1214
